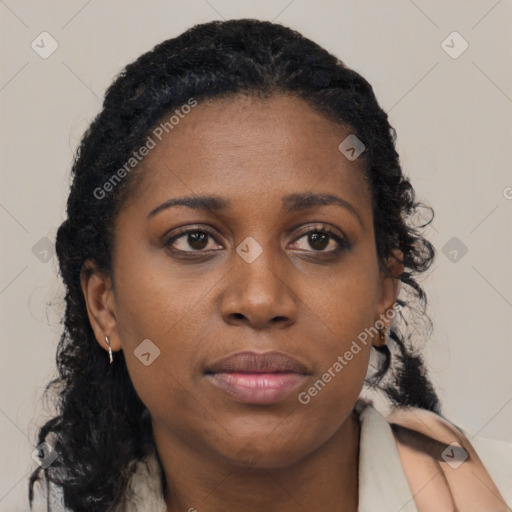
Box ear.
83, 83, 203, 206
373, 249, 404, 347
80, 259, 121, 355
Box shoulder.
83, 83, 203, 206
113, 449, 167, 512
386, 405, 512, 511
29, 448, 167, 512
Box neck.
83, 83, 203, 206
154, 410, 360, 512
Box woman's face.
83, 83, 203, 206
83, 93, 402, 468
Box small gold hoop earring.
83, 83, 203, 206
105, 336, 114, 364
379, 327, 388, 344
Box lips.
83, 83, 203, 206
204, 351, 309, 405
205, 351, 309, 374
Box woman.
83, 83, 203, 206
28, 19, 511, 512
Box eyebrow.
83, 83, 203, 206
147, 192, 363, 227
282, 193, 363, 227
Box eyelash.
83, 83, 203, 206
163, 224, 350, 256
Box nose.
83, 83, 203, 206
220, 248, 298, 330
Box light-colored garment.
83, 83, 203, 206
357, 401, 512, 511
31, 400, 512, 511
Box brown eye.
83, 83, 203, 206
290, 225, 350, 253
184, 231, 209, 250
164, 228, 221, 253
307, 232, 330, 251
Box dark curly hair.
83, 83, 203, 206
29, 18, 441, 512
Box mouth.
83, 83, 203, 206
204, 351, 309, 405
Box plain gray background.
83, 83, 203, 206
1, 1, 511, 510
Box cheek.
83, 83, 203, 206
300, 254, 379, 401
111, 251, 210, 414
304, 289, 374, 401
308, 252, 380, 346
295, 292, 374, 439
113, 237, 213, 348
116, 283, 209, 436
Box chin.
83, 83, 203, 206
225, 439, 313, 470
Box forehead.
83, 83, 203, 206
122, 93, 371, 216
